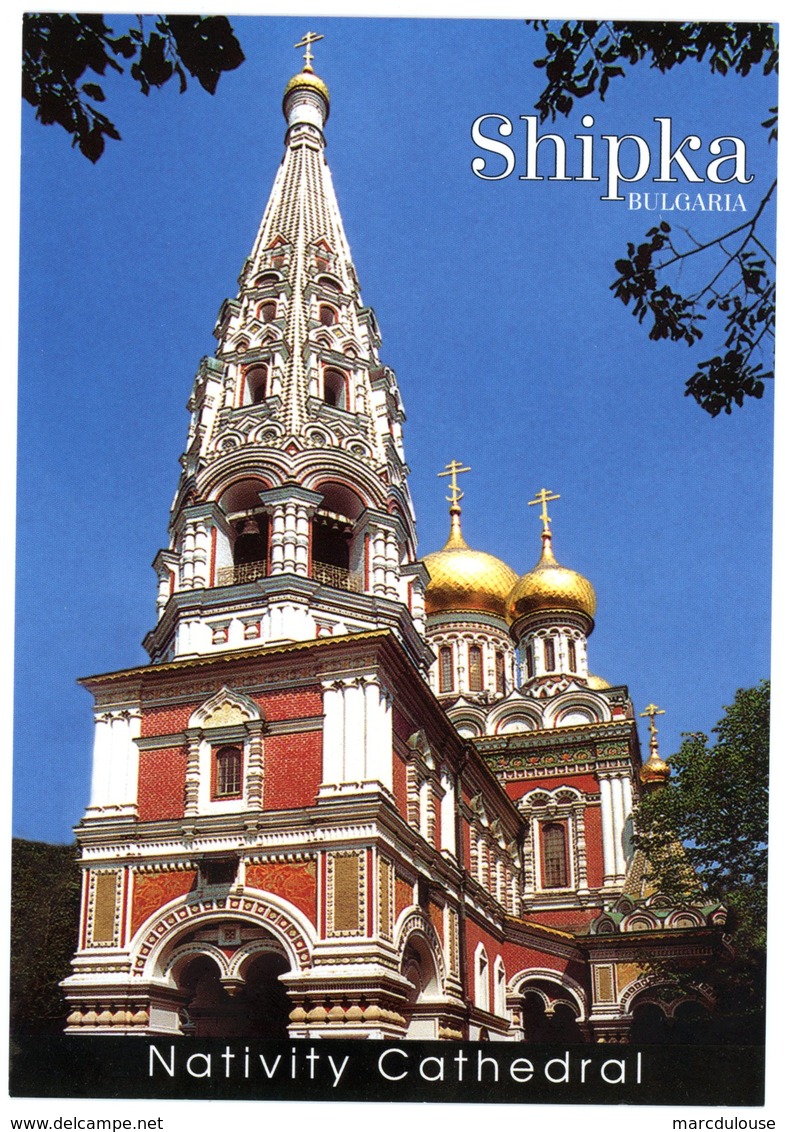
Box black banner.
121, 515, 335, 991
9, 1038, 765, 1105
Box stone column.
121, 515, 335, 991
259, 485, 322, 577
245, 720, 265, 811
183, 728, 202, 817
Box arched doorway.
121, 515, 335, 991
401, 933, 442, 1039
168, 923, 294, 1038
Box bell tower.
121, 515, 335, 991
144, 45, 429, 668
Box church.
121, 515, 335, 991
62, 42, 727, 1043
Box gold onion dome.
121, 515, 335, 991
587, 673, 611, 690
640, 750, 672, 787
283, 68, 330, 119
423, 508, 518, 620
507, 530, 596, 624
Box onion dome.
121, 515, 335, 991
283, 69, 330, 119
587, 673, 611, 690
507, 528, 596, 625
423, 508, 518, 621
640, 750, 672, 788
639, 703, 671, 789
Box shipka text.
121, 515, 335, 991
470, 114, 753, 202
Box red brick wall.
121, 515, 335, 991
245, 861, 317, 924
392, 749, 408, 818
395, 874, 414, 919
583, 803, 605, 887
258, 686, 322, 721
263, 731, 322, 809
521, 908, 600, 931
137, 746, 187, 820
130, 869, 197, 938
140, 702, 195, 739
503, 772, 598, 801
501, 938, 572, 978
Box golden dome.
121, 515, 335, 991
423, 510, 518, 620
507, 531, 596, 625
283, 69, 330, 118
587, 673, 611, 690
640, 751, 672, 787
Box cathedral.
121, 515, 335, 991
62, 44, 727, 1043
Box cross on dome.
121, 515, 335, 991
640, 702, 665, 738
438, 460, 471, 511
528, 487, 560, 535
294, 31, 324, 72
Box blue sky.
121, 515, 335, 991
15, 16, 776, 843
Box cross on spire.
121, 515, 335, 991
294, 31, 324, 72
528, 487, 560, 534
438, 460, 471, 509
640, 703, 665, 753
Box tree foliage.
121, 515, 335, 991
528, 22, 777, 416
10, 840, 82, 1036
635, 682, 769, 1027
22, 13, 245, 162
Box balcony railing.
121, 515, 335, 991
215, 561, 267, 586
312, 560, 363, 593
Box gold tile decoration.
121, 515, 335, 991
378, 856, 393, 940
327, 850, 365, 936
595, 964, 615, 1003
90, 870, 121, 946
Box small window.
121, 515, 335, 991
525, 643, 535, 680
323, 368, 347, 409
255, 272, 279, 287
568, 639, 577, 672
317, 275, 341, 292
544, 637, 556, 671
439, 646, 454, 693
260, 301, 276, 323
319, 304, 337, 327
245, 364, 267, 405
495, 651, 506, 695
468, 645, 483, 692
214, 746, 242, 798
542, 823, 569, 888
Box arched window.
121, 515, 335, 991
439, 646, 454, 693
568, 639, 577, 672
214, 746, 242, 798
323, 368, 347, 409
319, 304, 337, 327
317, 274, 341, 292
259, 301, 276, 323
544, 637, 556, 671
244, 364, 267, 405
525, 643, 535, 680
468, 645, 484, 692
541, 822, 569, 888
255, 271, 279, 287
495, 651, 506, 695
474, 945, 490, 1012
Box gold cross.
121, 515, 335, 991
528, 488, 560, 534
640, 703, 665, 736
438, 460, 471, 508
294, 31, 324, 72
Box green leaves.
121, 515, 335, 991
636, 681, 769, 954
22, 14, 245, 162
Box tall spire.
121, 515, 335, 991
144, 49, 426, 667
